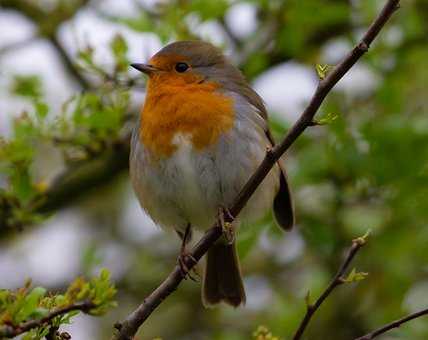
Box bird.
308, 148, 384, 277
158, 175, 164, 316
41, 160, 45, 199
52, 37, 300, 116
129, 40, 294, 307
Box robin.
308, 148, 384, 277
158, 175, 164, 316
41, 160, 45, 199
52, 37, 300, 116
130, 40, 294, 307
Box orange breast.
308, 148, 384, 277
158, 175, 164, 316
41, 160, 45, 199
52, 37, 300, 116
140, 77, 235, 158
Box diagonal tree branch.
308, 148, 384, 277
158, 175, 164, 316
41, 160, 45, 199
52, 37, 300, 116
292, 234, 368, 340
112, 1, 400, 339
0, 301, 95, 338
355, 307, 428, 340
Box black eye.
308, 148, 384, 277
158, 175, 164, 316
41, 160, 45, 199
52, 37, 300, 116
175, 62, 189, 73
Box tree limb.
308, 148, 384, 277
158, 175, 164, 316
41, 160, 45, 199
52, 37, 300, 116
0, 301, 95, 338
292, 234, 368, 340
0, 139, 130, 237
112, 1, 400, 339
33, 140, 130, 215
355, 307, 428, 340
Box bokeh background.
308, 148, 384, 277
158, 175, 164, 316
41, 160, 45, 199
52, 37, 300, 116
1, 0, 428, 339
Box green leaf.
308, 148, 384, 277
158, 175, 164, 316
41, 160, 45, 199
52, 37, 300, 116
88, 268, 117, 315
110, 34, 129, 73
14, 287, 46, 323
342, 268, 369, 283
10, 168, 34, 202
316, 112, 339, 125
35, 101, 49, 120
11, 75, 43, 99
110, 34, 128, 58
316, 64, 333, 80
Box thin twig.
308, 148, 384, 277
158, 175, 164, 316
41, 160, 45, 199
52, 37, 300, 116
49, 34, 91, 89
112, 1, 399, 339
292, 235, 368, 340
355, 307, 428, 340
0, 301, 95, 338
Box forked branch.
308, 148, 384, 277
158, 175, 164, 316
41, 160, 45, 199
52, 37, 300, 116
112, 1, 400, 339
292, 234, 369, 340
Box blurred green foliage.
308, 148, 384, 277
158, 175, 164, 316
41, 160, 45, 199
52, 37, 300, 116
1, 0, 428, 339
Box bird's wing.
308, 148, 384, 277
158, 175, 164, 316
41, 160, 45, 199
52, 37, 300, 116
242, 86, 295, 230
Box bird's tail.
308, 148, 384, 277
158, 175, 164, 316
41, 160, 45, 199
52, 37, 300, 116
202, 242, 246, 307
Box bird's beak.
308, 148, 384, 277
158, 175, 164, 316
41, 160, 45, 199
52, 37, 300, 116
130, 63, 159, 75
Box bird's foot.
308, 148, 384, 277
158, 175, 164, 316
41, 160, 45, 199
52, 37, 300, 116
218, 206, 235, 244
177, 251, 198, 281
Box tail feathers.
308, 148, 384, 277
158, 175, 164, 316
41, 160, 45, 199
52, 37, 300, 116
202, 242, 246, 307
273, 165, 294, 230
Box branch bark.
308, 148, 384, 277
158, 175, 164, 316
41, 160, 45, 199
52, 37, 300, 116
112, 1, 400, 339
355, 307, 428, 340
292, 235, 368, 340
0, 301, 94, 338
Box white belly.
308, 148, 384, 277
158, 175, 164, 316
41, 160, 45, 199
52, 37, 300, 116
130, 115, 279, 233
164, 133, 220, 228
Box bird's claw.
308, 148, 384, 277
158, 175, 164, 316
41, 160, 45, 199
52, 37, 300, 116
178, 252, 198, 281
223, 222, 235, 244
218, 206, 235, 244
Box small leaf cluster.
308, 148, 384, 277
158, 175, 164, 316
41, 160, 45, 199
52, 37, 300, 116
76, 34, 138, 88
316, 64, 333, 80
253, 325, 280, 340
0, 82, 52, 229
0, 269, 116, 339
66, 269, 118, 316
54, 88, 130, 160
342, 268, 369, 283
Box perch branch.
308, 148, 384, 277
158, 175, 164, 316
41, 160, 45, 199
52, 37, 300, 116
355, 307, 428, 340
292, 235, 368, 340
112, 1, 400, 339
0, 301, 95, 338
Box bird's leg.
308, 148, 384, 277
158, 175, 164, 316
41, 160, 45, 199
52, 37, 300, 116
177, 223, 197, 281
218, 206, 235, 245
